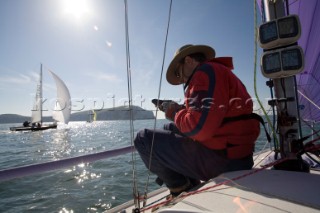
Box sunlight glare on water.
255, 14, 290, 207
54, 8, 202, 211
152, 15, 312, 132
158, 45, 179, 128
0, 120, 162, 212
0, 119, 272, 212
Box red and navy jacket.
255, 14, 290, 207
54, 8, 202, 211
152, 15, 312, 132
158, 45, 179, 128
174, 57, 260, 159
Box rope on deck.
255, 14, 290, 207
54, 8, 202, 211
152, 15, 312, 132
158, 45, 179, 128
0, 145, 134, 182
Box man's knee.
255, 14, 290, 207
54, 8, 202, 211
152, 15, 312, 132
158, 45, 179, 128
134, 129, 148, 151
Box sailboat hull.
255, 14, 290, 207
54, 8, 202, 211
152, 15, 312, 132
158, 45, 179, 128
10, 124, 57, 132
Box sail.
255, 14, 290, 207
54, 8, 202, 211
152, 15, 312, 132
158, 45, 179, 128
31, 66, 42, 123
257, 0, 320, 122
93, 110, 97, 121
290, 0, 320, 122
49, 70, 71, 124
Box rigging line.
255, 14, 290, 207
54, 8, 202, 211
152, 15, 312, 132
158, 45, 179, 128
253, 0, 279, 148
253, 140, 272, 164
302, 120, 320, 138
298, 90, 320, 111
123, 0, 139, 208
305, 152, 320, 167
253, 149, 274, 168
143, 0, 173, 203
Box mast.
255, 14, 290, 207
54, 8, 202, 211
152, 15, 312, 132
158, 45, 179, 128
39, 64, 43, 124
260, 0, 307, 171
31, 64, 43, 124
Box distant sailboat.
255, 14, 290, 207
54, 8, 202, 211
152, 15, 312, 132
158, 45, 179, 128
87, 109, 97, 123
10, 64, 71, 131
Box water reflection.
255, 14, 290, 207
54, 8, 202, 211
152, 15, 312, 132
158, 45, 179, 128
0, 120, 163, 212
50, 128, 72, 159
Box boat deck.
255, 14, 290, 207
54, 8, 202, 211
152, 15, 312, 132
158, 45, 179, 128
109, 151, 320, 213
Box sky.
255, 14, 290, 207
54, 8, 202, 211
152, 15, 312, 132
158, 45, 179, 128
0, 0, 270, 118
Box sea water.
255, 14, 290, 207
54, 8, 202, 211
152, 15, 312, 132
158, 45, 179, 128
0, 119, 278, 212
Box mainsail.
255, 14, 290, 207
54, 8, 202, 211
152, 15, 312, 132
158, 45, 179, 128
290, 0, 320, 122
49, 70, 71, 124
31, 66, 43, 123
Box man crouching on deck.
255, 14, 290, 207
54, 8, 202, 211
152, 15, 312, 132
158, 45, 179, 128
134, 44, 260, 197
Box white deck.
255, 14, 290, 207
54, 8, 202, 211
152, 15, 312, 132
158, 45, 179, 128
158, 169, 320, 213
108, 151, 320, 213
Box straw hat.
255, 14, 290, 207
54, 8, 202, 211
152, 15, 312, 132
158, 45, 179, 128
166, 44, 215, 85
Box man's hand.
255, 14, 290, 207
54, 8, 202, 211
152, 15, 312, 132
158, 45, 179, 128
162, 101, 183, 121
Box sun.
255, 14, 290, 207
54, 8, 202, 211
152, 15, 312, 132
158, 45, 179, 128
62, 0, 90, 20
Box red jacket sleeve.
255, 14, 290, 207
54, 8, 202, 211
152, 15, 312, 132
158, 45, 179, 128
174, 63, 229, 141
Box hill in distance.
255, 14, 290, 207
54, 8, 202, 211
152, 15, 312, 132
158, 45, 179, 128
0, 105, 155, 124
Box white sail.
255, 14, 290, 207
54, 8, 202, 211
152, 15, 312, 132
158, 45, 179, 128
49, 70, 71, 124
93, 110, 97, 121
31, 66, 43, 123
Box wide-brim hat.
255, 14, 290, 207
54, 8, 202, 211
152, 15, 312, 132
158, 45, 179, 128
166, 44, 215, 85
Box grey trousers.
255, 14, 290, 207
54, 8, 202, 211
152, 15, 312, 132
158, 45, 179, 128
134, 123, 253, 189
